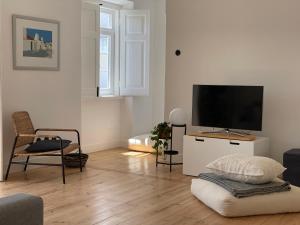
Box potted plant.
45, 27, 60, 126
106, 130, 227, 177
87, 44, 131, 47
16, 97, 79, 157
150, 122, 171, 154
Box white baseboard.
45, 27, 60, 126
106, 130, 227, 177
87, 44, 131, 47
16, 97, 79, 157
82, 141, 122, 153
120, 140, 128, 148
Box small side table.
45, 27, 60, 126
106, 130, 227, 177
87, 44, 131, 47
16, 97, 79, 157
156, 124, 186, 172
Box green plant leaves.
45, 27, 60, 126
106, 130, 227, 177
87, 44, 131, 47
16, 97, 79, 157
150, 122, 171, 152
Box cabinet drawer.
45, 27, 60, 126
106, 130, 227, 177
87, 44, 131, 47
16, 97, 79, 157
183, 135, 256, 176
226, 140, 254, 155
183, 136, 209, 175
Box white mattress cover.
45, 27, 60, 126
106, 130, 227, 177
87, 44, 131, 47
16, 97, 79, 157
191, 178, 300, 217
128, 134, 153, 146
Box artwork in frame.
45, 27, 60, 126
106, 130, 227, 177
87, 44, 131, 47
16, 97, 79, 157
13, 15, 60, 70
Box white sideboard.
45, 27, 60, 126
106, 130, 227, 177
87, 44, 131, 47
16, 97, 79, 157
183, 135, 269, 176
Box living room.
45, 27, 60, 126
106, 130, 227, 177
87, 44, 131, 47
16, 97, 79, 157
1, 0, 300, 224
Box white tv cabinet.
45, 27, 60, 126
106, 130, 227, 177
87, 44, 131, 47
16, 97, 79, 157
183, 135, 269, 176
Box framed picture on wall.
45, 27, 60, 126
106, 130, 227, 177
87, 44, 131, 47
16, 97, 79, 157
12, 15, 60, 71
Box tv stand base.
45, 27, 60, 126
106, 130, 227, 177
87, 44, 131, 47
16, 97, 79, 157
201, 129, 250, 137
183, 135, 269, 176
192, 129, 256, 141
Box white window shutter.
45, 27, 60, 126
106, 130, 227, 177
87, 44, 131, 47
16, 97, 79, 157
120, 10, 150, 96
81, 3, 100, 97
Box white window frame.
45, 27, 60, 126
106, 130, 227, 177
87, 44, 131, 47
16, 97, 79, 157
119, 10, 150, 96
81, 1, 150, 98
81, 2, 100, 98
99, 7, 119, 96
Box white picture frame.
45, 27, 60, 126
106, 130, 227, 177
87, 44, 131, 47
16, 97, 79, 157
13, 15, 60, 71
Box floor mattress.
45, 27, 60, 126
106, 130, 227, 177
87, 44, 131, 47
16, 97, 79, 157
191, 178, 300, 217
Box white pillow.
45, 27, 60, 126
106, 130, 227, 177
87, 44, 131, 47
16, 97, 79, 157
206, 154, 286, 184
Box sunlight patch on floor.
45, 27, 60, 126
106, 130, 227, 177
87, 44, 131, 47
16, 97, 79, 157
122, 151, 150, 158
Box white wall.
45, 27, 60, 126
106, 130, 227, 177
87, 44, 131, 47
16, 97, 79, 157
81, 98, 122, 152
151, 0, 166, 127
1, 0, 82, 172
165, 0, 300, 162
121, 0, 166, 143
81, 0, 124, 152
132, 0, 166, 133
82, 0, 166, 150
0, 0, 3, 180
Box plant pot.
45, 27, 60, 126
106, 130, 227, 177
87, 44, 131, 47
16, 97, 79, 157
159, 133, 170, 139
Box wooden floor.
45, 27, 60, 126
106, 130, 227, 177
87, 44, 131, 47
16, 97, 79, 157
1, 148, 300, 225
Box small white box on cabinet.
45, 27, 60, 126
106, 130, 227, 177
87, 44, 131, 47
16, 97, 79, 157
183, 135, 269, 176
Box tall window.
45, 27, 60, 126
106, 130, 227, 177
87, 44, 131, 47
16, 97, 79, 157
100, 8, 116, 96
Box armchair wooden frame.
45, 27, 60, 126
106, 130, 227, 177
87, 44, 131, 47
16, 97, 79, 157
5, 112, 83, 184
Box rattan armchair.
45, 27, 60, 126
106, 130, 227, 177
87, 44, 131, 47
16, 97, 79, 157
5, 111, 83, 184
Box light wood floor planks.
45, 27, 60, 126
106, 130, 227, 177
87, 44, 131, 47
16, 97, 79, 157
1, 148, 299, 225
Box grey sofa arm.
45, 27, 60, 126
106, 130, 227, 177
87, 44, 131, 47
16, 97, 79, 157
0, 193, 43, 225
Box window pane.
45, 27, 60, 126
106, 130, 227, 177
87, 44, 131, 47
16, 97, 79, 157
100, 71, 109, 89
100, 35, 111, 90
100, 36, 109, 53
100, 12, 112, 29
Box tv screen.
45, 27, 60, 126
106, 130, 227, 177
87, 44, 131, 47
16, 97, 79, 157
192, 85, 264, 131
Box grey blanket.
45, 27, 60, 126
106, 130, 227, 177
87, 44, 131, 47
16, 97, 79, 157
199, 173, 291, 198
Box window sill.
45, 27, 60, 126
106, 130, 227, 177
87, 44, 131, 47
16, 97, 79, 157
99, 95, 124, 100
82, 96, 124, 101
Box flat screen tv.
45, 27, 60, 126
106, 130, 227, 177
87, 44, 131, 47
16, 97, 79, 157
192, 85, 264, 131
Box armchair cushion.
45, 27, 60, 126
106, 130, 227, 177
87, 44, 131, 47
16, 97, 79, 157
26, 139, 72, 153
